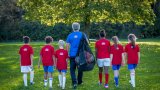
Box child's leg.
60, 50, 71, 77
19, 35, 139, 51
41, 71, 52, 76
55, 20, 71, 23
48, 66, 54, 88
130, 69, 135, 87
48, 72, 53, 88
97, 59, 103, 84
44, 72, 48, 87
114, 70, 119, 86
104, 66, 109, 85
58, 71, 62, 87
30, 70, 34, 84
23, 73, 28, 86
99, 67, 103, 84
62, 71, 66, 89
128, 64, 136, 87
113, 65, 120, 86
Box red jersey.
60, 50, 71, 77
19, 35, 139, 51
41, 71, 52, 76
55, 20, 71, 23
19, 44, 33, 66
110, 44, 124, 65
125, 43, 140, 64
40, 45, 55, 66
55, 49, 69, 70
95, 38, 110, 59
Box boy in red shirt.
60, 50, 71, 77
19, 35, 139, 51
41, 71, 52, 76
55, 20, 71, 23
19, 36, 34, 87
55, 40, 69, 90
125, 34, 140, 87
95, 30, 111, 88
38, 36, 55, 89
110, 36, 125, 87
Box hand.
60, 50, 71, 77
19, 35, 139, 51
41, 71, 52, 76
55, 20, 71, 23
38, 64, 40, 69
109, 62, 112, 66
138, 59, 140, 64
30, 64, 33, 68
121, 61, 125, 66
54, 64, 56, 68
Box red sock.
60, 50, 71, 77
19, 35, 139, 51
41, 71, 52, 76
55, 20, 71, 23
105, 74, 109, 84
99, 73, 102, 83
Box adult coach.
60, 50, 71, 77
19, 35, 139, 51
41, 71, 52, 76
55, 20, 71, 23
66, 22, 86, 89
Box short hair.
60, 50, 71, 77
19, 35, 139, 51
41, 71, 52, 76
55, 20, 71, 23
45, 36, 53, 44
58, 40, 65, 47
72, 22, 80, 31
23, 36, 30, 44
99, 30, 106, 37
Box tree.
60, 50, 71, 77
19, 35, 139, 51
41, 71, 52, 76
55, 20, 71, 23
17, 0, 155, 37
0, 0, 23, 41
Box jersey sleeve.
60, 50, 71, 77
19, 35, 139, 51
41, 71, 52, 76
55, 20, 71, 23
95, 42, 98, 48
110, 46, 113, 54
19, 47, 21, 54
120, 45, 124, 53
108, 41, 111, 53
137, 45, 140, 52
52, 47, 55, 55
109, 41, 111, 46
30, 47, 34, 54
124, 45, 128, 52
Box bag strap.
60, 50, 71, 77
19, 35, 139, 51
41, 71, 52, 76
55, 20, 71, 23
76, 32, 88, 56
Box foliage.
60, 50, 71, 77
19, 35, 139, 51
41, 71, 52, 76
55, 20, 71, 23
0, 0, 159, 41
17, 0, 155, 25
0, 0, 23, 41
17, 0, 156, 37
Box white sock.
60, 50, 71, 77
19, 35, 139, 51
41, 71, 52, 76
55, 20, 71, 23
44, 79, 48, 86
30, 71, 34, 83
23, 73, 27, 86
58, 74, 62, 87
49, 78, 53, 88
130, 72, 135, 87
62, 76, 66, 89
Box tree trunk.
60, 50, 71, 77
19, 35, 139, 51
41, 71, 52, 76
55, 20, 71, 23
83, 0, 91, 39
84, 17, 90, 38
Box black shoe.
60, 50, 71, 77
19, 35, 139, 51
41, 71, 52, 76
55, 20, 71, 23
73, 84, 77, 89
78, 81, 83, 85
30, 82, 35, 85
49, 87, 53, 90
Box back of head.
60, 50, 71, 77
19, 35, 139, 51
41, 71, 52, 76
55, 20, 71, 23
23, 36, 30, 44
128, 34, 137, 48
111, 36, 119, 44
58, 40, 65, 48
45, 36, 53, 44
99, 30, 106, 38
72, 22, 80, 31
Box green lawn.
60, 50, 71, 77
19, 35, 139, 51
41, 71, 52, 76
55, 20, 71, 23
0, 39, 160, 90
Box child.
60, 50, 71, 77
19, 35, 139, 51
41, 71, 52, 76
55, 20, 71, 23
125, 34, 140, 87
95, 30, 111, 88
110, 36, 125, 87
55, 40, 69, 89
38, 36, 55, 89
19, 36, 34, 87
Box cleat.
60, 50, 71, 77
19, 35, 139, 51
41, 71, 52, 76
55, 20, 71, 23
104, 84, 109, 88
98, 82, 102, 85
30, 82, 35, 85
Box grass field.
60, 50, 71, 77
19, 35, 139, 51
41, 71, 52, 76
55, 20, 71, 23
0, 39, 160, 90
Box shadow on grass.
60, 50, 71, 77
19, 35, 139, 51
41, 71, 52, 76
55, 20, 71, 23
0, 42, 160, 89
